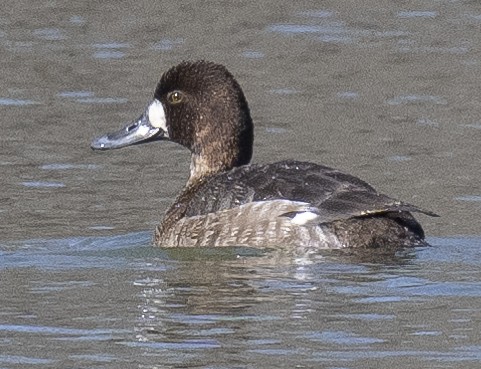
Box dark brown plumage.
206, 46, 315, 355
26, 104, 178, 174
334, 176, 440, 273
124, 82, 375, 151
92, 60, 438, 249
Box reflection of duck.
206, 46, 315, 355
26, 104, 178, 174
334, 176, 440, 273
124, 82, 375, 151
91, 61, 437, 248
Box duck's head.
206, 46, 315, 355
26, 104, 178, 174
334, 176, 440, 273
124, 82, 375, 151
91, 60, 254, 182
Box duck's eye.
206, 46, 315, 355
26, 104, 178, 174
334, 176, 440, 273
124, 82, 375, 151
167, 91, 184, 104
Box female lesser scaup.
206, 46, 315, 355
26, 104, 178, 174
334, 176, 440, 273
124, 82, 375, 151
91, 60, 437, 248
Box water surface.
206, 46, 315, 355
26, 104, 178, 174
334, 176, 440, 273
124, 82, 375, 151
1, 0, 481, 368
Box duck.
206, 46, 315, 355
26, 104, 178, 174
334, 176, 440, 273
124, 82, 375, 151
91, 60, 437, 249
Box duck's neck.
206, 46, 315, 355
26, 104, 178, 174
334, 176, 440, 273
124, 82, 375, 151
189, 154, 212, 185
188, 153, 237, 186
158, 154, 221, 239
187, 115, 253, 185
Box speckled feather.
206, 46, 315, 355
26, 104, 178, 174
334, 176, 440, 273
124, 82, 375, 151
183, 160, 434, 220
155, 160, 435, 248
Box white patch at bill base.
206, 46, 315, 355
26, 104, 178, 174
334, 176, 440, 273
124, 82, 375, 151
148, 99, 168, 134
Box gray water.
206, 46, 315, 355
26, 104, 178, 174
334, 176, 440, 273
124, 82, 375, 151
1, 0, 481, 368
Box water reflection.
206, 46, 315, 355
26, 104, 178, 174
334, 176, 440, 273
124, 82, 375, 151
241, 50, 265, 59
1, 234, 481, 367
33, 28, 66, 41
92, 42, 129, 59
69, 15, 86, 25
133, 248, 410, 345
150, 38, 183, 51
40, 163, 99, 170
267, 17, 408, 45
58, 90, 128, 104
397, 11, 438, 19
385, 95, 447, 106
20, 181, 65, 188
0, 98, 38, 106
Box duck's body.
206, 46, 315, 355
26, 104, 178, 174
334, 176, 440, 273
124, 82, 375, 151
91, 60, 437, 249
156, 160, 432, 248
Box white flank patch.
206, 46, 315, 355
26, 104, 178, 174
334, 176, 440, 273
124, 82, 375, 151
148, 99, 168, 133
290, 211, 321, 226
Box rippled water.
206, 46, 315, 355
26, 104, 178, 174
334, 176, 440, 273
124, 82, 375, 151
2, 234, 481, 368
1, 0, 481, 368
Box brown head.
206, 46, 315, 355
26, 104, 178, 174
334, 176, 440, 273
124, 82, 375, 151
91, 61, 254, 183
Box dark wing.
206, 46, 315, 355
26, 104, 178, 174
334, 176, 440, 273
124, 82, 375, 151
185, 160, 438, 221
312, 189, 437, 224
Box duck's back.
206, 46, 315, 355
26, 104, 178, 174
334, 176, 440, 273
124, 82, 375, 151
185, 160, 430, 222
155, 160, 435, 248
